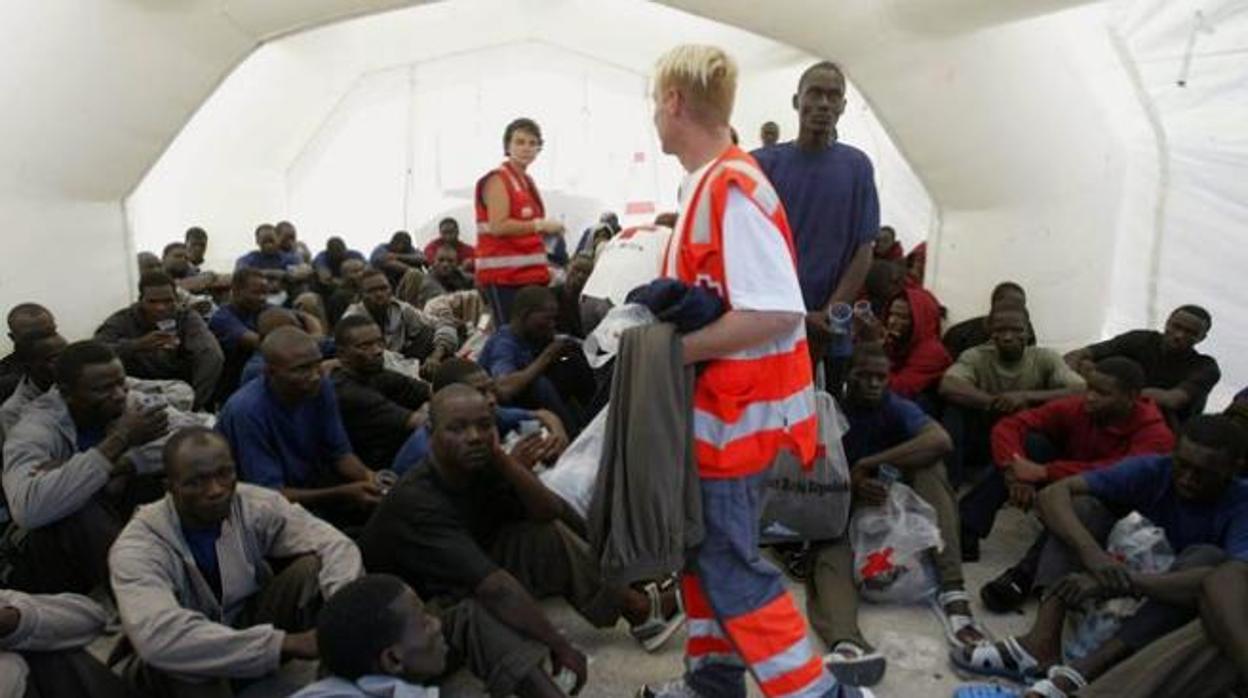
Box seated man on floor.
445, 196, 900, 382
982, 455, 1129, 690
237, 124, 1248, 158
391, 358, 567, 475
1066, 304, 1221, 426
96, 271, 224, 410
277, 220, 313, 264
554, 254, 594, 339
2, 341, 180, 593
807, 343, 985, 688
0, 329, 66, 439
371, 231, 426, 287
239, 307, 332, 386
235, 223, 312, 299
953, 415, 1248, 698
960, 357, 1176, 607
292, 574, 448, 698
325, 257, 367, 328
163, 240, 227, 298
1077, 558, 1248, 698
423, 217, 475, 272
883, 283, 951, 401
1, 587, 131, 698
941, 282, 1037, 360
216, 327, 381, 525
478, 286, 592, 436
0, 304, 56, 403
111, 427, 363, 698
331, 315, 432, 470
359, 385, 682, 687
344, 269, 458, 372
938, 304, 1084, 487
417, 243, 475, 307
209, 268, 273, 401
312, 236, 366, 294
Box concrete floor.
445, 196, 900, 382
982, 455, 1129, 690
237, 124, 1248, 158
216, 508, 1043, 698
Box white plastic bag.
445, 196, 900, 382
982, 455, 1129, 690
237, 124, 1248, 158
539, 409, 608, 518
1064, 513, 1175, 661
760, 390, 852, 544
851, 482, 943, 604
582, 304, 656, 368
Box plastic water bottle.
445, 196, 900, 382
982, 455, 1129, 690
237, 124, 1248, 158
877, 463, 901, 487
828, 302, 853, 359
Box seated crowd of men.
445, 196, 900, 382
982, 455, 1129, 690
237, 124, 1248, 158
1, 214, 1246, 698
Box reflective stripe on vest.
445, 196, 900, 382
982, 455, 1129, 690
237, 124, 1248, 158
474, 162, 550, 286
669, 150, 815, 477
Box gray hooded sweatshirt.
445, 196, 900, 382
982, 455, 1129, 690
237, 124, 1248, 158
0, 589, 110, 698
109, 484, 362, 680
1, 386, 210, 529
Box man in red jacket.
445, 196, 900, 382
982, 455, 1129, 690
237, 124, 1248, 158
959, 356, 1175, 610
885, 284, 951, 401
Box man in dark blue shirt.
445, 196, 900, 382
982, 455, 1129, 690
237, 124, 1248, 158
806, 343, 979, 688
208, 268, 273, 403
478, 286, 589, 436
954, 415, 1248, 697
216, 327, 380, 525
753, 61, 880, 392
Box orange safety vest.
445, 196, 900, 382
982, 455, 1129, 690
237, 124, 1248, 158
474, 162, 552, 287
664, 146, 817, 479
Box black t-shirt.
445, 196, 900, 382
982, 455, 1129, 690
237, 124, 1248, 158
358, 457, 525, 601
1088, 329, 1221, 422
331, 368, 431, 469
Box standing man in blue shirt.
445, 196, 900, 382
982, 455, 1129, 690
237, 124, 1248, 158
216, 327, 381, 527
753, 61, 880, 393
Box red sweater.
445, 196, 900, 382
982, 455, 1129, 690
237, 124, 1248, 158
990, 395, 1175, 481
887, 285, 951, 398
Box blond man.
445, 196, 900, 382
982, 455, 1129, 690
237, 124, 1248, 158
637, 45, 871, 698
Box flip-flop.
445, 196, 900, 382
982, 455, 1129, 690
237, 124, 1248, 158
824, 640, 887, 687
1026, 665, 1088, 698
952, 684, 1021, 698
950, 636, 1041, 683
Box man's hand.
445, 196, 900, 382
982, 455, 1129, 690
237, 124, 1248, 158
1003, 470, 1037, 510
805, 311, 832, 343
538, 338, 576, 366
1009, 457, 1049, 484
850, 463, 889, 507
991, 392, 1030, 414
132, 331, 178, 353
1051, 572, 1104, 607
111, 403, 170, 448
280, 630, 319, 660
535, 219, 566, 235
854, 312, 884, 343
0, 606, 20, 639
510, 433, 547, 470
549, 641, 588, 695
339, 480, 383, 510
1084, 552, 1133, 595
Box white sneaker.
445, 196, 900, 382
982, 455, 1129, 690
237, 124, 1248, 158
635, 678, 705, 698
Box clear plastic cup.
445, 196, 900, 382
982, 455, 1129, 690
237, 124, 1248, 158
374, 469, 399, 494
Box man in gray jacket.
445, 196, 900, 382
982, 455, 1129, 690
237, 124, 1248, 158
2, 340, 175, 594
1, 588, 132, 697
110, 426, 363, 697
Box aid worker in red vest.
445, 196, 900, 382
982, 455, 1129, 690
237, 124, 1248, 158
637, 46, 872, 698
475, 117, 565, 324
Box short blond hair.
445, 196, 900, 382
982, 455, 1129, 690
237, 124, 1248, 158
653, 45, 737, 127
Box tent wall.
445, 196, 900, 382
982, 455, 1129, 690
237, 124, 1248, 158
126, 2, 936, 271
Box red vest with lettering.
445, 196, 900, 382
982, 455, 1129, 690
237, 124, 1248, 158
664, 146, 817, 478
474, 162, 552, 287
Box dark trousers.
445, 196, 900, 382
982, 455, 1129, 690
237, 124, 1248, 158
490, 520, 622, 629
13, 497, 125, 595
125, 556, 324, 698
435, 599, 547, 698
1035, 496, 1228, 651
6, 649, 134, 698
942, 404, 998, 488
959, 432, 1059, 544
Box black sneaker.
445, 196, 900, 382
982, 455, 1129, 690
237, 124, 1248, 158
980, 565, 1034, 613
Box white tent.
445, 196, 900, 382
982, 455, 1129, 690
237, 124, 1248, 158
2, 0, 1245, 404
